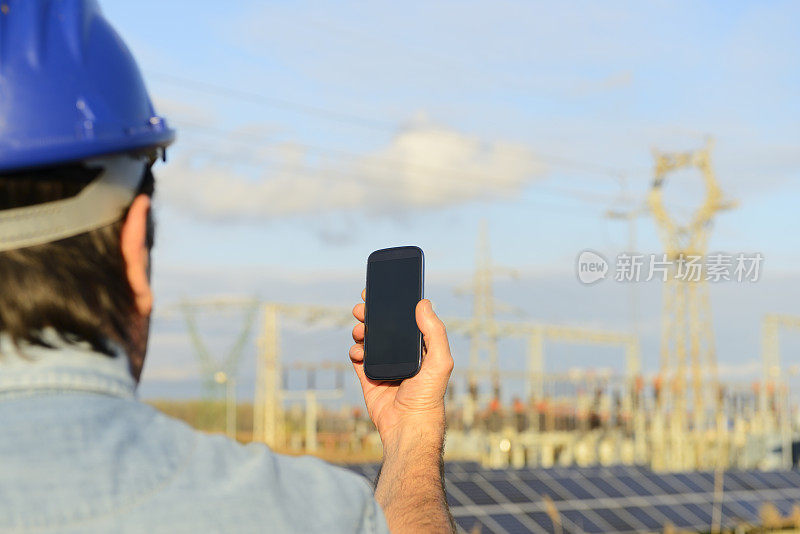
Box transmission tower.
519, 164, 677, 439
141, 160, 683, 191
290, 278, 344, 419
454, 220, 521, 427
280, 361, 346, 453
253, 302, 352, 448
761, 313, 800, 468
648, 139, 735, 470
179, 297, 260, 439
470, 220, 500, 395
447, 316, 642, 454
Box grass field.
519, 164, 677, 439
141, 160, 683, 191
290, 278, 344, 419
147, 399, 383, 463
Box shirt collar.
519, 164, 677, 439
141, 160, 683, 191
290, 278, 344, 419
0, 330, 136, 400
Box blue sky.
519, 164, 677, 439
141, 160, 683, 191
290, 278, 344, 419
98, 1, 800, 402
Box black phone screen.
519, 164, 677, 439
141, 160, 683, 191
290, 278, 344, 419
365, 254, 422, 372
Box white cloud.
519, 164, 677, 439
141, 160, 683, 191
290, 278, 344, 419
158, 118, 544, 219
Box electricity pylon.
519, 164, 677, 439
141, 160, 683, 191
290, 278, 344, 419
280, 361, 346, 452
447, 317, 642, 455
179, 296, 260, 439
453, 219, 521, 428
761, 313, 800, 468
446, 319, 640, 398
253, 303, 352, 448
648, 139, 736, 470
458, 220, 523, 391
605, 205, 649, 333
467, 220, 500, 396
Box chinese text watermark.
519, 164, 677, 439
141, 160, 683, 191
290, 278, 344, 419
576, 251, 762, 285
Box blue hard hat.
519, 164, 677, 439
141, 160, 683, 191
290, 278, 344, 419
0, 0, 174, 172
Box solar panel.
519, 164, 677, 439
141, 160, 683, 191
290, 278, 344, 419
454, 515, 491, 533
780, 471, 800, 485
653, 503, 703, 528
608, 465, 638, 476
726, 471, 760, 490
524, 512, 556, 533
779, 487, 800, 500
774, 472, 796, 488
733, 498, 760, 519
616, 475, 657, 496
488, 479, 534, 504
734, 470, 772, 489
622, 505, 663, 530
584, 475, 628, 498
723, 474, 747, 492
453, 480, 497, 505
671, 472, 708, 493
345, 461, 800, 533
696, 472, 719, 491
489, 513, 531, 534
454, 461, 483, 473
445, 488, 464, 508
591, 507, 636, 531
520, 477, 570, 501
682, 502, 713, 525
751, 471, 791, 489
722, 501, 753, 524
643, 472, 683, 494
560, 509, 606, 533
774, 499, 794, 515
548, 476, 597, 500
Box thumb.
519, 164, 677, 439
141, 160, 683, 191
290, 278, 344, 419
416, 299, 451, 365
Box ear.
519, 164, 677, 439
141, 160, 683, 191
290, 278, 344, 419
120, 194, 153, 316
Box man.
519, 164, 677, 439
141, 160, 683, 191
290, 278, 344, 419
0, 2, 455, 533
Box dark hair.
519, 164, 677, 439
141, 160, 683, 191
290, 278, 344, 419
0, 160, 155, 355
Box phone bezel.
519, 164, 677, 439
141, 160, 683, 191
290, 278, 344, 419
363, 246, 424, 381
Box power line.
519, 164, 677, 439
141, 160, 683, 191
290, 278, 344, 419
148, 71, 645, 179
149, 71, 396, 131
173, 119, 626, 207
166, 145, 602, 218
175, 119, 533, 195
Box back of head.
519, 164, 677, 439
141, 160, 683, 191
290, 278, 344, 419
0, 0, 173, 357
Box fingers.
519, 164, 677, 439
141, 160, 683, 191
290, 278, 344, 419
349, 289, 368, 387
352, 322, 364, 343
351, 297, 365, 358
416, 299, 454, 374
349, 343, 365, 363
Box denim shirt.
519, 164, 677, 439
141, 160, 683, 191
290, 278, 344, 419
0, 336, 390, 534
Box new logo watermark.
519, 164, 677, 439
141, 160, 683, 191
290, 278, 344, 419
576, 251, 763, 285
576, 250, 609, 284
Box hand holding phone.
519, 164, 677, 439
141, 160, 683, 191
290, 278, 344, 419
348, 246, 454, 442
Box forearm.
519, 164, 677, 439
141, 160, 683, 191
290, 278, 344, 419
375, 417, 455, 534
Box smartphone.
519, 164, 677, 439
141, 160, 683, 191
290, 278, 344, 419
364, 246, 425, 381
